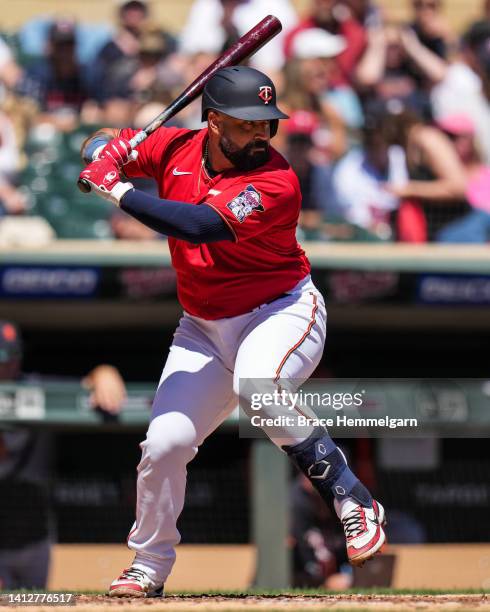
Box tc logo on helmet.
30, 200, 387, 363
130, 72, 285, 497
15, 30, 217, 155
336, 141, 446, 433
258, 86, 273, 104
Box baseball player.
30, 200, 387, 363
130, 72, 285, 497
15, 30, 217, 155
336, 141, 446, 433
79, 66, 386, 597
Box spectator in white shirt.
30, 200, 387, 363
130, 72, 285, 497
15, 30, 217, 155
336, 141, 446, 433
179, 0, 298, 73
326, 102, 408, 240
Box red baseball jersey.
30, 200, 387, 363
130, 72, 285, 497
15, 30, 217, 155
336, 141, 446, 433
119, 126, 311, 319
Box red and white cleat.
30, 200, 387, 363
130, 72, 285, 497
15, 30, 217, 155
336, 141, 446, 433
335, 498, 387, 567
108, 567, 163, 598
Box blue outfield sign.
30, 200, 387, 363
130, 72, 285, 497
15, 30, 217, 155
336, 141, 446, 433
417, 274, 490, 305
0, 265, 100, 298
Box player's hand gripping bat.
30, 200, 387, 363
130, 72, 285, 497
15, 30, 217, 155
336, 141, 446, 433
77, 14, 282, 193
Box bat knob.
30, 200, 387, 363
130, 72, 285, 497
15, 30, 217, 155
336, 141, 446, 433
77, 178, 92, 193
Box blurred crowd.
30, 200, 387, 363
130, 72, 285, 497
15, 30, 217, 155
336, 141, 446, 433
0, 0, 489, 242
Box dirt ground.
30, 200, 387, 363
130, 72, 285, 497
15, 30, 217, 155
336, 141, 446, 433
2, 594, 488, 612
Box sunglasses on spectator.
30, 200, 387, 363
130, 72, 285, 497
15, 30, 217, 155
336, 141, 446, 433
413, 0, 440, 9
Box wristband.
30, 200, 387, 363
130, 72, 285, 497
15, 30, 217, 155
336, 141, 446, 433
111, 182, 134, 207
82, 135, 112, 164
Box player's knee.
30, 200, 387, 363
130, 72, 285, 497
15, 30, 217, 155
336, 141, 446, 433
143, 432, 196, 466
143, 415, 197, 466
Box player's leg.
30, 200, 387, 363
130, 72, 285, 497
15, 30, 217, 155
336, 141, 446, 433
233, 278, 386, 566
234, 278, 327, 447
110, 315, 235, 597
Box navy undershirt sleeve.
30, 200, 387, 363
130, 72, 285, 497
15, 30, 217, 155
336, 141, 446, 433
120, 189, 233, 244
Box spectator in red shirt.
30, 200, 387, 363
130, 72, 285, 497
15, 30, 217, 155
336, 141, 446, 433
284, 0, 366, 85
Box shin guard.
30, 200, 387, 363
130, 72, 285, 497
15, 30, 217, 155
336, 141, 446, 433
282, 427, 372, 507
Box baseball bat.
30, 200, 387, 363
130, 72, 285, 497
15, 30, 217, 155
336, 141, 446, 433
78, 14, 282, 193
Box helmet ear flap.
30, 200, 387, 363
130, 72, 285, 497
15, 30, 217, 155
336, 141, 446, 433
270, 119, 279, 138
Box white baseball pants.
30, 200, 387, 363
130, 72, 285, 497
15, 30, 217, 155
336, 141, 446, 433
128, 275, 327, 585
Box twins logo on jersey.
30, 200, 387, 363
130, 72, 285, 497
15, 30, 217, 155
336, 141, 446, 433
227, 185, 265, 223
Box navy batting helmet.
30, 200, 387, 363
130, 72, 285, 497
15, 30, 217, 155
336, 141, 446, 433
201, 66, 288, 136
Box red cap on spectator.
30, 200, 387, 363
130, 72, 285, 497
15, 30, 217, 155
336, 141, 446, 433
436, 113, 476, 136
286, 110, 319, 136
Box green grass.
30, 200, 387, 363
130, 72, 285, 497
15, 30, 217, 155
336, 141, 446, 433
4, 588, 487, 596
166, 588, 488, 596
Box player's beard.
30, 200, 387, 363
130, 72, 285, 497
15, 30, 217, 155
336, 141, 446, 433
219, 135, 270, 171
